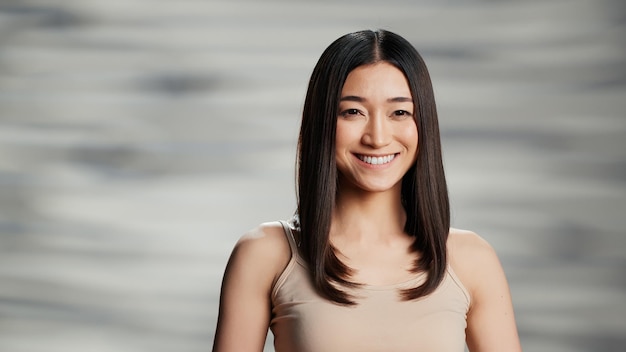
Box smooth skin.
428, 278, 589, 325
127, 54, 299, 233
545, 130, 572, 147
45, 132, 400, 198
212, 62, 521, 352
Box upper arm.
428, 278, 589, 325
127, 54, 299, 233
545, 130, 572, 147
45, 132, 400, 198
448, 230, 522, 352
212, 223, 290, 352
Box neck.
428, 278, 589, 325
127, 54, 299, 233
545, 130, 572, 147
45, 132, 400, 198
331, 182, 407, 243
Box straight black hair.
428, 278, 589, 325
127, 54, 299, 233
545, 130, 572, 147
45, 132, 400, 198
296, 29, 449, 305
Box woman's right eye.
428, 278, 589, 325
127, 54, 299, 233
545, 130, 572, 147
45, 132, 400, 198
340, 108, 360, 117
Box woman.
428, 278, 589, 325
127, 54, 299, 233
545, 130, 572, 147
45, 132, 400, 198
213, 29, 522, 351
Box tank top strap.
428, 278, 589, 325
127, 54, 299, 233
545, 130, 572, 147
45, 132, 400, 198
272, 220, 302, 301
278, 220, 299, 258
446, 264, 472, 306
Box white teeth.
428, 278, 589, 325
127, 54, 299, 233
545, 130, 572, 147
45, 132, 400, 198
358, 154, 395, 165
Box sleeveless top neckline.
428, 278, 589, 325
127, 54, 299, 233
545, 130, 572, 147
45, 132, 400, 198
274, 220, 470, 294
270, 220, 471, 352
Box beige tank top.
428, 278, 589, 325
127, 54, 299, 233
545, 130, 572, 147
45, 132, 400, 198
270, 220, 471, 352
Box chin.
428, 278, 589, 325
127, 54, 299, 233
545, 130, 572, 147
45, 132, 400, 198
357, 181, 402, 193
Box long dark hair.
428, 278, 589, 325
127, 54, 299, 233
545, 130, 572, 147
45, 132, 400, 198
296, 29, 449, 305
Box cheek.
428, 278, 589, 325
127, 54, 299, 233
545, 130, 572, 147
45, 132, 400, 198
335, 121, 357, 148
401, 123, 419, 150
335, 123, 345, 147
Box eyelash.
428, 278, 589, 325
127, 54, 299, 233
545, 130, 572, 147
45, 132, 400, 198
339, 109, 362, 117
338, 109, 413, 118
393, 110, 412, 117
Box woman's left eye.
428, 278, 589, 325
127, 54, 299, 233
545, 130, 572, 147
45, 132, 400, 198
393, 110, 412, 117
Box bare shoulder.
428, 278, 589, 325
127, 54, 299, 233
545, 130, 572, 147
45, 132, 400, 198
447, 227, 498, 262
447, 229, 521, 350
235, 221, 290, 256
447, 228, 505, 299
213, 221, 292, 351
226, 221, 292, 287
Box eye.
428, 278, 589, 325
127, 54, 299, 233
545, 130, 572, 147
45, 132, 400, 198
339, 108, 362, 118
392, 110, 413, 118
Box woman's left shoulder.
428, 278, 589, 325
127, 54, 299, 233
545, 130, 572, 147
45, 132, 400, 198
447, 229, 522, 350
447, 228, 498, 261
447, 228, 507, 296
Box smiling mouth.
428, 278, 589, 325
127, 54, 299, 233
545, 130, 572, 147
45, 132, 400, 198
356, 153, 397, 165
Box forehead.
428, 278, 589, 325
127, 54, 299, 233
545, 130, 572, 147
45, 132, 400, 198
341, 62, 412, 98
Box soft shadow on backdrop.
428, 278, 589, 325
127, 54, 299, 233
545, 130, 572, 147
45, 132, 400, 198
0, 1, 624, 351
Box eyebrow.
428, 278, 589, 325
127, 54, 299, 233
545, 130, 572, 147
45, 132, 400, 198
339, 95, 413, 103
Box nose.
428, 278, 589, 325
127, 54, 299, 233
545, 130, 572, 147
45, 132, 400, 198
361, 114, 391, 148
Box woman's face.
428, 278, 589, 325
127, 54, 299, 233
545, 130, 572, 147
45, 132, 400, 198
335, 62, 418, 194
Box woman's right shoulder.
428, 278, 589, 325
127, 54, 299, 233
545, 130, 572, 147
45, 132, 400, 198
213, 222, 293, 351
235, 221, 290, 253
226, 221, 293, 286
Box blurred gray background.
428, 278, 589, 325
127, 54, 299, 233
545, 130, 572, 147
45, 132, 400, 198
1, 0, 625, 351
